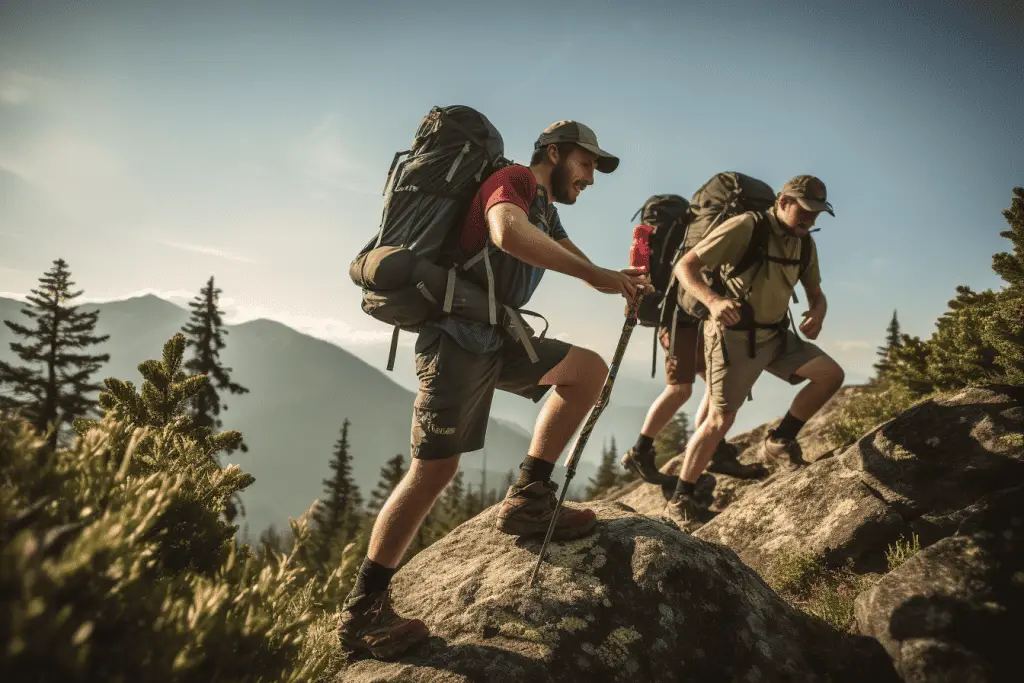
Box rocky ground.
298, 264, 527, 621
337, 383, 1024, 682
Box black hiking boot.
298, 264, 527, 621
495, 480, 598, 540
620, 446, 676, 486
338, 590, 429, 660
707, 441, 768, 479
760, 434, 809, 472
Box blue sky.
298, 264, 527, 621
1, 0, 1021, 431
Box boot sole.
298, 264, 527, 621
495, 514, 597, 541
620, 453, 676, 486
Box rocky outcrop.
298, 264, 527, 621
604, 385, 864, 521
692, 385, 1024, 577
340, 502, 897, 683
854, 484, 1023, 682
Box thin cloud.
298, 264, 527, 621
292, 114, 378, 196
0, 69, 52, 106
155, 239, 258, 265
833, 340, 872, 350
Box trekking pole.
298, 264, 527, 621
528, 288, 644, 588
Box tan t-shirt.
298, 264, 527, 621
692, 210, 821, 341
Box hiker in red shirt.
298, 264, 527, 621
339, 120, 648, 659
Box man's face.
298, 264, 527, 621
549, 145, 598, 205
777, 195, 821, 236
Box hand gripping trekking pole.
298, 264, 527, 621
528, 288, 644, 587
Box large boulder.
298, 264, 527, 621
340, 501, 897, 683
692, 385, 1024, 577
854, 484, 1023, 682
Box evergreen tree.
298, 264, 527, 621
181, 275, 249, 454
440, 468, 466, 531
0, 258, 110, 449
987, 187, 1024, 384
311, 419, 363, 571
653, 413, 691, 469
873, 310, 902, 381
368, 453, 405, 517
586, 438, 620, 499
992, 187, 1024, 292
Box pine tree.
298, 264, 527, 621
586, 438, 620, 499
873, 310, 902, 381
181, 276, 249, 454
311, 419, 363, 571
368, 453, 406, 517
440, 468, 467, 531
992, 187, 1024, 293
0, 258, 110, 449
653, 413, 691, 469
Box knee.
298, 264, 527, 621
706, 409, 736, 433
576, 348, 608, 394
666, 382, 692, 403
820, 359, 845, 390
409, 455, 461, 494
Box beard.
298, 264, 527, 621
550, 159, 574, 204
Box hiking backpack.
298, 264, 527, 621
630, 194, 692, 328
676, 171, 813, 360
349, 105, 517, 371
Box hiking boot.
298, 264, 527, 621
338, 590, 429, 660
707, 442, 767, 479
760, 434, 809, 472
663, 492, 707, 528
620, 446, 676, 486
495, 480, 597, 540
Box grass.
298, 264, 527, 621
823, 383, 932, 450
885, 533, 921, 571
765, 550, 879, 633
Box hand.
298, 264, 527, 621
799, 307, 825, 340
588, 266, 648, 299
709, 297, 743, 327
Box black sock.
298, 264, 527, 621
634, 434, 654, 454
674, 479, 696, 498
773, 411, 806, 441
352, 557, 397, 599
516, 455, 554, 487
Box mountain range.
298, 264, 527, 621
0, 294, 606, 536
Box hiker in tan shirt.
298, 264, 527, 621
668, 175, 846, 525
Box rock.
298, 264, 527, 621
340, 501, 897, 683
692, 454, 906, 576
601, 385, 865, 521
854, 484, 1024, 682
841, 384, 1024, 521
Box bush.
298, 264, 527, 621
0, 334, 345, 682
764, 550, 878, 633
823, 383, 929, 450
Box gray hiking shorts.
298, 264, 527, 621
411, 331, 571, 460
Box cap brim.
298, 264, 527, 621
576, 142, 619, 173
796, 197, 835, 216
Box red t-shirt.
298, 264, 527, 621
456, 164, 538, 257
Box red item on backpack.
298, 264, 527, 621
630, 224, 653, 272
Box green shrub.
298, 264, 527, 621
0, 334, 344, 682
823, 383, 929, 449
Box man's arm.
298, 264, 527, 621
804, 281, 827, 314
556, 236, 592, 264
675, 251, 719, 309
487, 203, 596, 281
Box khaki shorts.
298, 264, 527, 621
704, 326, 826, 413
658, 320, 705, 385
411, 331, 572, 460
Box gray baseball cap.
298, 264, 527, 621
534, 120, 619, 173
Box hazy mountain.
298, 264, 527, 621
0, 294, 599, 536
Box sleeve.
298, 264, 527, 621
691, 213, 756, 271
550, 208, 568, 241
800, 237, 822, 289
482, 165, 535, 216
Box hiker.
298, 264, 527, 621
666, 174, 845, 524
340, 118, 647, 659
620, 197, 766, 488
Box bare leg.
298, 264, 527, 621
679, 407, 736, 484
527, 347, 608, 463
640, 382, 693, 437
367, 456, 461, 568
788, 356, 845, 421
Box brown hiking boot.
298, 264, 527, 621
495, 480, 597, 540
707, 441, 768, 479
760, 434, 809, 472
338, 590, 429, 660
620, 446, 676, 486
663, 492, 707, 529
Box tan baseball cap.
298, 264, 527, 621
534, 120, 620, 173
781, 175, 835, 216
